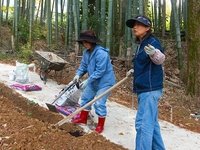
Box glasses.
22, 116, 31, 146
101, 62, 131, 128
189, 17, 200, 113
136, 16, 151, 26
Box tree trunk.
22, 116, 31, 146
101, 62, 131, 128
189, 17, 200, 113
14, 0, 18, 50
100, 0, 106, 47
186, 0, 200, 96
106, 0, 113, 53
82, 0, 88, 31
171, 0, 183, 69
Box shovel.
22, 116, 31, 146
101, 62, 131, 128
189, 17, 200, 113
46, 81, 79, 113
54, 69, 134, 127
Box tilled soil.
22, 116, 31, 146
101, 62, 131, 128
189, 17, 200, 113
1, 63, 200, 150
0, 82, 128, 150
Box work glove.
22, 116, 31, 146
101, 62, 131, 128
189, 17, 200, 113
126, 69, 134, 77
80, 79, 88, 89
144, 44, 156, 56
73, 75, 80, 82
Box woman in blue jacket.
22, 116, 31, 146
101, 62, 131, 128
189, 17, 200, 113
126, 15, 166, 150
71, 30, 116, 133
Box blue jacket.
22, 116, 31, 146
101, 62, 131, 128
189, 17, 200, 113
76, 45, 116, 90
133, 35, 164, 93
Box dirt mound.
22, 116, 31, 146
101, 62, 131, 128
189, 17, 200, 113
0, 82, 128, 149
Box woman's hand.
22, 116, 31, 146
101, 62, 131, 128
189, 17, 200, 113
144, 44, 156, 56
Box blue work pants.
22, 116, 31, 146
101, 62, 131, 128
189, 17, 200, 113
135, 89, 165, 150
80, 85, 111, 117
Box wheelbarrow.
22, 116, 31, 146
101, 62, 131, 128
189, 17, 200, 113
36, 51, 69, 84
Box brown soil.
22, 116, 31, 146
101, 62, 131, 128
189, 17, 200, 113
0, 82, 127, 149
0, 26, 200, 149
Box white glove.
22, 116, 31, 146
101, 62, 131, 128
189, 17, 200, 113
80, 79, 88, 89
126, 69, 134, 77
73, 75, 80, 82
144, 44, 156, 56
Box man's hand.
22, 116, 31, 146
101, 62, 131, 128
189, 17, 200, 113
144, 44, 156, 56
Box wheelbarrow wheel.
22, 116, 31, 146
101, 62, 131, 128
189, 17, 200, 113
40, 70, 48, 84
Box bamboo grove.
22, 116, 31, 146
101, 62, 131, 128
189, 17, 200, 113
1, 0, 200, 96
0, 0, 186, 56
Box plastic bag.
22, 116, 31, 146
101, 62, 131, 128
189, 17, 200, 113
15, 61, 29, 84
9, 84, 42, 91
55, 81, 82, 106
15, 61, 36, 84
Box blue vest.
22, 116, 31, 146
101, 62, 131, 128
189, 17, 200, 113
133, 36, 164, 93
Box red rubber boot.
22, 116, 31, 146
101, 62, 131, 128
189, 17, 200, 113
71, 110, 89, 124
95, 117, 106, 133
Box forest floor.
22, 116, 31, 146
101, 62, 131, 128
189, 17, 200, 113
0, 26, 200, 149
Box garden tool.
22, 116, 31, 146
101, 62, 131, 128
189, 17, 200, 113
46, 81, 79, 113
54, 69, 134, 127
